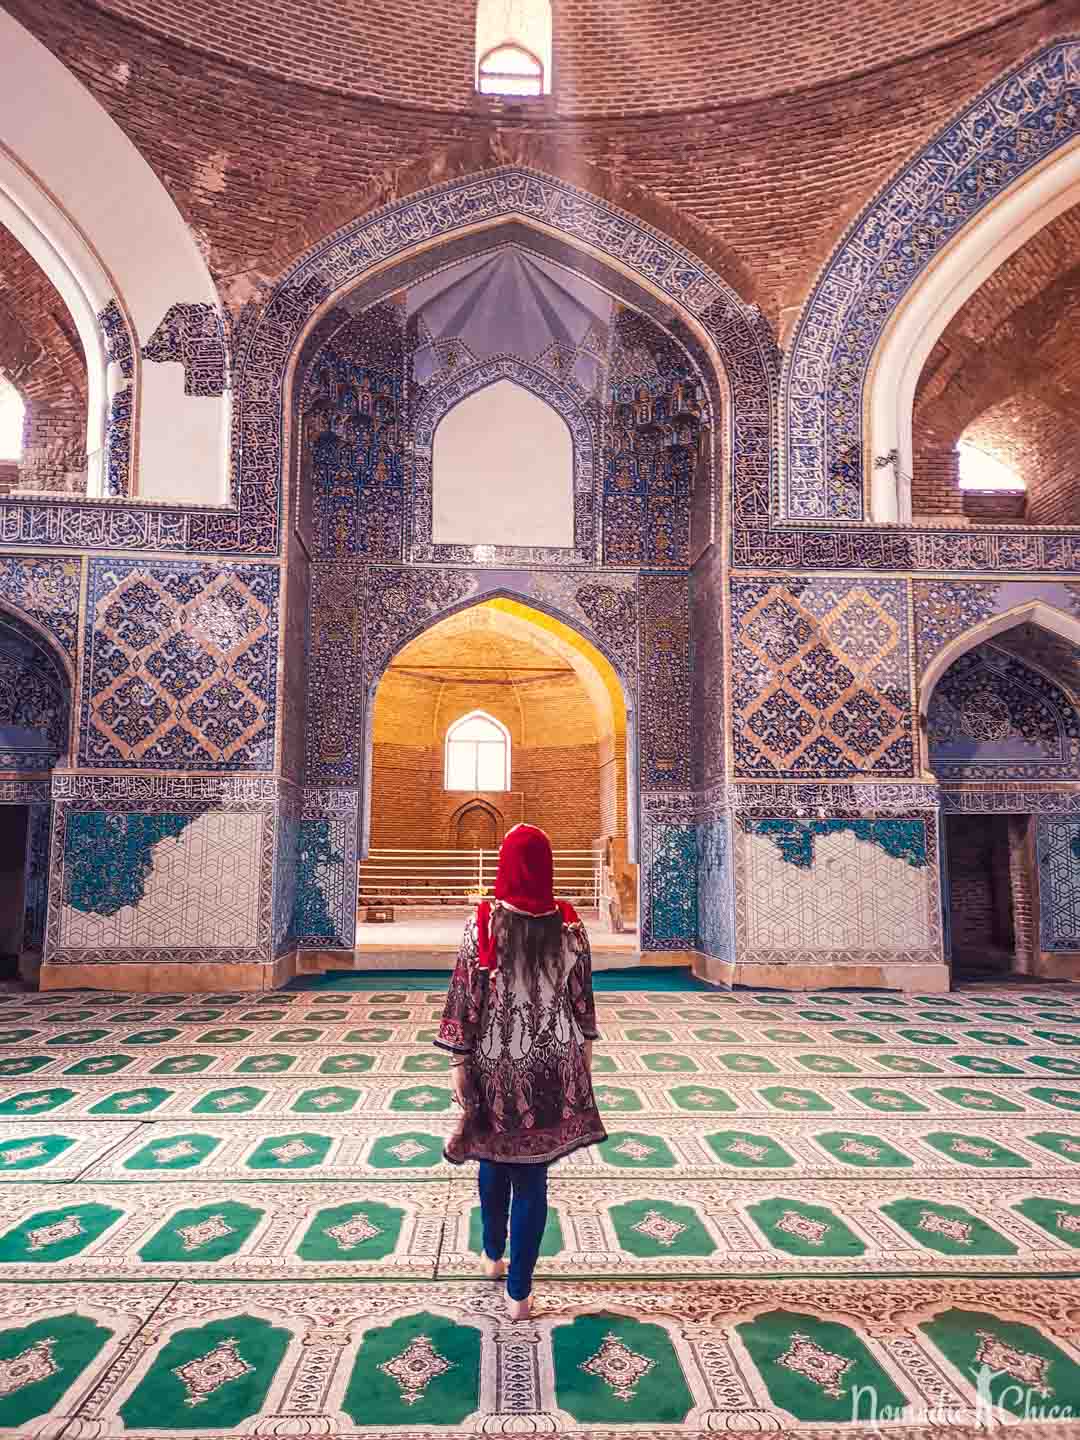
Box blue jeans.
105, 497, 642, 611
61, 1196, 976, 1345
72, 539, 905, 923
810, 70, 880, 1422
478, 1160, 549, 1301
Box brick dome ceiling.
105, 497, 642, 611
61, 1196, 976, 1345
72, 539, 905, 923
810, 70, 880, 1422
61, 0, 1039, 115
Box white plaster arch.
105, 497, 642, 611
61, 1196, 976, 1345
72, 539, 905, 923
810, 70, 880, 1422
0, 9, 230, 504
917, 600, 1080, 775
432, 377, 574, 549
869, 138, 1080, 522
0, 158, 111, 494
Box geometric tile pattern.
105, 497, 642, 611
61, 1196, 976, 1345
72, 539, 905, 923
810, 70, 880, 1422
80, 560, 279, 770
639, 574, 691, 788
732, 577, 913, 777
783, 41, 1080, 520
603, 309, 704, 569
290, 793, 359, 950
1036, 818, 1080, 951
696, 815, 732, 964
640, 815, 696, 950
302, 313, 404, 561
0, 981, 1078, 1433
735, 819, 940, 966
46, 801, 273, 966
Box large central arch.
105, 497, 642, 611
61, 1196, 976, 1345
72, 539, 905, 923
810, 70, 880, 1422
225, 165, 778, 559
360, 595, 637, 943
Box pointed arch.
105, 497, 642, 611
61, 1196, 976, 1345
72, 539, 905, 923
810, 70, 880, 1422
355, 582, 638, 862
417, 357, 592, 563
0, 600, 74, 767
917, 600, 1080, 778
240, 164, 776, 554
445, 709, 512, 791
783, 39, 1080, 523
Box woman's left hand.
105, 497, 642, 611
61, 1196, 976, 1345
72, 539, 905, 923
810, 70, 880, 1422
450, 1063, 467, 1107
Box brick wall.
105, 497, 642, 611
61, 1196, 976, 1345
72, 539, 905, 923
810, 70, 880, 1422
0, 225, 87, 496
912, 201, 1080, 526
1007, 815, 1036, 973
945, 814, 1015, 964
368, 639, 614, 854
12, 0, 1072, 328
63, 0, 1039, 118
910, 443, 964, 519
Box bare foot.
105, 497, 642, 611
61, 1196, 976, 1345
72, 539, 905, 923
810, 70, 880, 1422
507, 1294, 532, 1321
485, 1257, 507, 1280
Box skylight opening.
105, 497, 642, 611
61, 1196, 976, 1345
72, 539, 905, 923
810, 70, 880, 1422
956, 441, 1025, 492
475, 0, 552, 97
478, 44, 543, 96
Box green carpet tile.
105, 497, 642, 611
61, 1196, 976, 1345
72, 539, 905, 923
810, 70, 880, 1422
0, 977, 1078, 1435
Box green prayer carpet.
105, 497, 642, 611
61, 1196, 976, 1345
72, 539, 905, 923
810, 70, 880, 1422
0, 974, 1077, 1435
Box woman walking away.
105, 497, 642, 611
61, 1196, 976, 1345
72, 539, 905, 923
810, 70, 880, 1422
436, 823, 606, 1320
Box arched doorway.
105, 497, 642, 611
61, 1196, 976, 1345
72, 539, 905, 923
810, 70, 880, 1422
359, 598, 637, 956
921, 604, 1080, 982
0, 607, 72, 985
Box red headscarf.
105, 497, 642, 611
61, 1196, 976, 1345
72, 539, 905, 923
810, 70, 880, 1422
476, 824, 580, 969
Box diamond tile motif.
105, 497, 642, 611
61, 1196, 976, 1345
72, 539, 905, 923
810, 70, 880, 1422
268, 1140, 314, 1164
325, 1214, 383, 1249
630, 1211, 686, 1247
917, 1211, 972, 1245
388, 1140, 427, 1163
173, 1338, 254, 1406
152, 1141, 199, 1164
732, 578, 913, 778
81, 561, 278, 770
776, 1333, 852, 1398
1, 1142, 47, 1166
614, 1139, 655, 1161
579, 1333, 656, 1402
776, 1210, 830, 1246
176, 1214, 235, 1252
0, 1338, 58, 1397
27, 1215, 85, 1251
378, 1335, 453, 1405
973, 1331, 1051, 1396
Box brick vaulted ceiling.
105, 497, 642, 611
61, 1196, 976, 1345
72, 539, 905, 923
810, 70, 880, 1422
7, 0, 1076, 327
55, 0, 1043, 115
913, 200, 1080, 526
0, 223, 87, 488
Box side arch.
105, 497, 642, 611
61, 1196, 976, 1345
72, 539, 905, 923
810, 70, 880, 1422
0, 600, 74, 768
0, 9, 229, 503
917, 599, 1080, 776
783, 38, 1080, 523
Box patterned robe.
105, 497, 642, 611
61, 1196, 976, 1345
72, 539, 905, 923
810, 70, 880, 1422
436, 911, 607, 1165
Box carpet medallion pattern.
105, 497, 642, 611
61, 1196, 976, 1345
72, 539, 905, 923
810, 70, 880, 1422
0, 978, 1078, 1435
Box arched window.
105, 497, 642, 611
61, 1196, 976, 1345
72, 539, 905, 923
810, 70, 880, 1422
0, 378, 25, 461
445, 710, 511, 791
475, 0, 551, 96
478, 44, 543, 96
